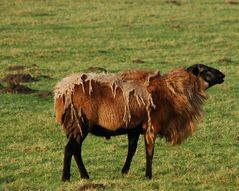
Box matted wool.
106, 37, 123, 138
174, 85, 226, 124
54, 72, 158, 142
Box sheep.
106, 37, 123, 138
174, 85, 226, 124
54, 64, 225, 180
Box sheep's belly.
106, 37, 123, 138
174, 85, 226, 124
90, 124, 143, 137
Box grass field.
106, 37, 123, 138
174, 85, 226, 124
0, 0, 238, 190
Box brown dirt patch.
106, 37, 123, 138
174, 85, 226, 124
170, 24, 181, 29
86, 67, 107, 73
218, 57, 233, 64
32, 64, 39, 67
3, 74, 37, 84
79, 183, 106, 191
7, 65, 26, 71
1, 67, 52, 95
3, 84, 35, 94
39, 75, 52, 79
98, 50, 108, 54
165, 0, 181, 6
37, 91, 53, 97
132, 59, 145, 64
225, 0, 239, 5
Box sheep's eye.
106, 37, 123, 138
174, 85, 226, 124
205, 75, 211, 81
205, 71, 214, 81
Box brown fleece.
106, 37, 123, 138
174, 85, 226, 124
54, 68, 207, 145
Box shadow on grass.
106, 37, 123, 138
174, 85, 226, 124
79, 183, 106, 191
0, 176, 16, 183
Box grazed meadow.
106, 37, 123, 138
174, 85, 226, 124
0, 0, 238, 190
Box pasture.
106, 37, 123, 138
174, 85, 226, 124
0, 0, 238, 190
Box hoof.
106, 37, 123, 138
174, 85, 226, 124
121, 165, 130, 175
145, 174, 152, 179
62, 176, 70, 182
62, 173, 71, 182
121, 169, 129, 175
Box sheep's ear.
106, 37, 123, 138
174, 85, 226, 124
187, 65, 200, 76
191, 67, 200, 76
154, 71, 160, 77
149, 71, 160, 82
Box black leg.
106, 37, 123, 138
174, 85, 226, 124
62, 137, 75, 181
121, 132, 140, 174
73, 134, 90, 179
144, 135, 155, 179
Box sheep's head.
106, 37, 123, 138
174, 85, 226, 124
187, 64, 225, 89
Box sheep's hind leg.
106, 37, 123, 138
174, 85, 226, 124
73, 134, 90, 179
121, 132, 140, 174
62, 137, 75, 181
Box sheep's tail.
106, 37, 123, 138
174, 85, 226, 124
55, 96, 65, 125
54, 95, 84, 143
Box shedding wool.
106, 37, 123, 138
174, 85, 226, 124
54, 71, 158, 143
54, 68, 207, 145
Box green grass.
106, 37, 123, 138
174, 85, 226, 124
0, 0, 238, 190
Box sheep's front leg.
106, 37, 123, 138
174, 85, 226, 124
121, 132, 140, 174
62, 137, 75, 181
144, 134, 155, 179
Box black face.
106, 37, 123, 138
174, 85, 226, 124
187, 64, 225, 88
